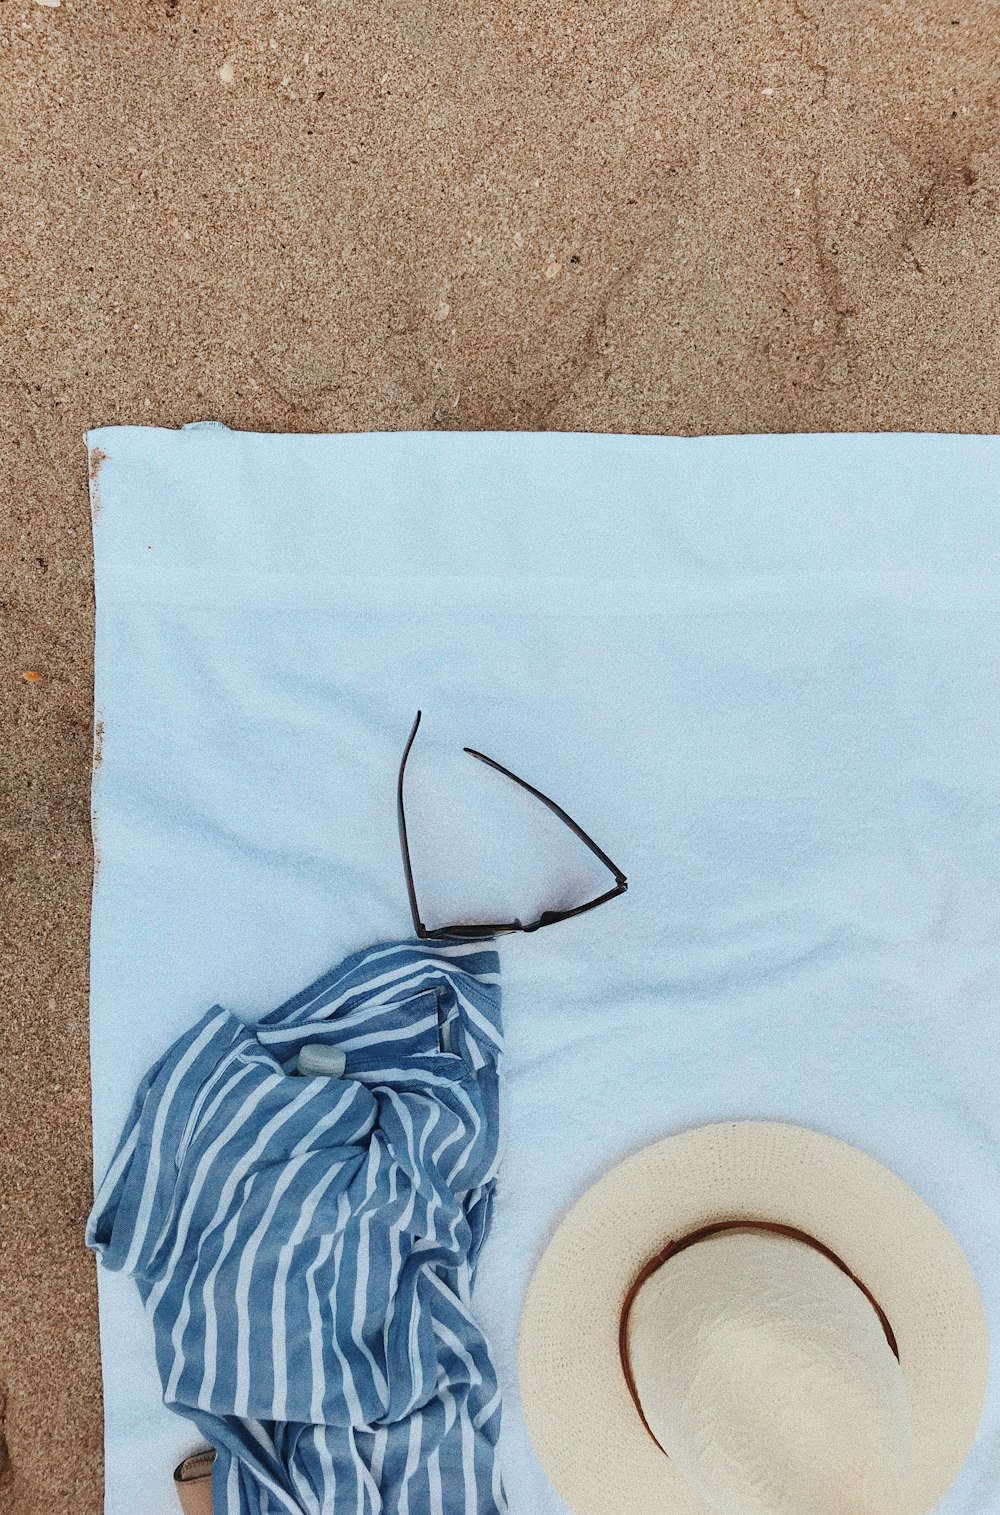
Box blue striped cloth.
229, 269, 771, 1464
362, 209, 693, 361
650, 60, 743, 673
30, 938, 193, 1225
87, 940, 508, 1514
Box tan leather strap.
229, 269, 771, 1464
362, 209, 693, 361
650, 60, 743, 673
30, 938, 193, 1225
174, 1451, 215, 1515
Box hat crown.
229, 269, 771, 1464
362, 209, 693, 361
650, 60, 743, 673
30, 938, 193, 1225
627, 1230, 918, 1515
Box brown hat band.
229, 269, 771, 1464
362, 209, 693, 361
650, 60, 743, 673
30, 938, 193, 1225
618, 1219, 900, 1457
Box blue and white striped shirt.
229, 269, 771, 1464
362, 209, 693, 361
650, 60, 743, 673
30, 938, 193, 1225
87, 940, 507, 1514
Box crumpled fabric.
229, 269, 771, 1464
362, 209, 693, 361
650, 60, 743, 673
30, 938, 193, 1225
87, 939, 507, 1515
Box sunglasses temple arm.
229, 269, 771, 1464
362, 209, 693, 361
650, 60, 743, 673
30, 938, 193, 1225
397, 711, 429, 938
462, 746, 628, 888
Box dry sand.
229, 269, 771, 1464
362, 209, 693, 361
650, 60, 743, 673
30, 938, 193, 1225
1, 0, 999, 1509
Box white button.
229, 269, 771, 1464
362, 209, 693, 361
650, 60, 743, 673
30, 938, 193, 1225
296, 1044, 347, 1078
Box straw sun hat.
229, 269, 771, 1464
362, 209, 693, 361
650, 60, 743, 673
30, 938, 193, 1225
518, 1122, 988, 1515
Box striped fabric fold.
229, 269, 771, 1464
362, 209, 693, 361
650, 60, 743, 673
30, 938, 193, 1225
87, 940, 508, 1514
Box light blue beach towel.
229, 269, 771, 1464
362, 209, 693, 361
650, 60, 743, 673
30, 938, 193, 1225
87, 426, 1000, 1514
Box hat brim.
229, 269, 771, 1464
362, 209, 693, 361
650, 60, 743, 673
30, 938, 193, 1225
518, 1121, 988, 1515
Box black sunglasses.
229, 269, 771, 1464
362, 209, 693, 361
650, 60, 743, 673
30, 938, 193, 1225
396, 710, 627, 940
